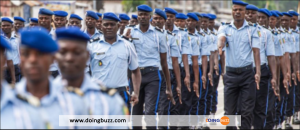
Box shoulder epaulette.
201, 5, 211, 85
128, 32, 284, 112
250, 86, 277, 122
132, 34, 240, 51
188, 32, 196, 36
179, 28, 185, 31
16, 94, 40, 107
248, 22, 257, 27
198, 32, 205, 37
99, 30, 103, 34
66, 87, 84, 96
221, 22, 230, 25
155, 26, 164, 33
167, 30, 176, 36
211, 31, 217, 35
121, 35, 133, 42
89, 37, 100, 43
271, 30, 278, 35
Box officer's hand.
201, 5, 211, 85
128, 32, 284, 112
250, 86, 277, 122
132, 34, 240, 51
125, 29, 131, 37
202, 75, 207, 89
287, 73, 292, 87
176, 85, 182, 104
208, 72, 213, 86
273, 86, 280, 100
297, 71, 300, 82
214, 65, 219, 76
218, 48, 223, 56
292, 72, 297, 85
193, 82, 199, 98
130, 93, 139, 106
184, 76, 191, 92
283, 78, 289, 94
166, 89, 176, 105
271, 78, 278, 96
255, 74, 260, 90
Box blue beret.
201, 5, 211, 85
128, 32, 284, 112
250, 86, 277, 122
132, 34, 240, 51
1, 17, 13, 23
232, 0, 248, 6
70, 14, 83, 20
150, 18, 152, 22
14, 16, 25, 22
154, 8, 167, 20
201, 14, 211, 19
282, 12, 293, 17
207, 14, 217, 20
56, 27, 90, 42
0, 36, 12, 50
164, 7, 177, 15
96, 13, 102, 18
29, 18, 38, 23
39, 8, 54, 15
137, 4, 152, 12
103, 12, 120, 22
288, 11, 299, 16
272, 10, 283, 16
194, 12, 203, 17
19, 27, 58, 53
246, 4, 259, 11
119, 13, 130, 21
132, 14, 137, 19
54, 10, 68, 17
86, 11, 99, 20
175, 13, 188, 19
187, 13, 199, 21
270, 11, 279, 17
258, 8, 271, 17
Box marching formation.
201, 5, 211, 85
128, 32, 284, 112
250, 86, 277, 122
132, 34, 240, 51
0, 0, 299, 129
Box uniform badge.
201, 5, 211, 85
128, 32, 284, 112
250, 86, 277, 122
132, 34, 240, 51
122, 105, 129, 115
282, 38, 285, 44
98, 60, 103, 66
28, 96, 40, 107
197, 40, 200, 45
226, 42, 229, 47
279, 39, 282, 45
176, 39, 179, 46
188, 36, 191, 41
257, 31, 261, 37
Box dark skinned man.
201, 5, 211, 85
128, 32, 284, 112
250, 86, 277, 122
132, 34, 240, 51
13, 17, 25, 37
29, 18, 38, 27
68, 14, 82, 28
130, 14, 138, 26
53, 10, 68, 29
96, 13, 103, 32
118, 13, 130, 35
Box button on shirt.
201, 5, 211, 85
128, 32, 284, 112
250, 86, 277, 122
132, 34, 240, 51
85, 29, 102, 73
180, 31, 200, 67
218, 20, 260, 67
280, 28, 295, 53
256, 25, 275, 65
130, 25, 168, 67
271, 27, 284, 56
172, 26, 192, 65
5, 35, 20, 65
197, 31, 211, 65
89, 35, 138, 88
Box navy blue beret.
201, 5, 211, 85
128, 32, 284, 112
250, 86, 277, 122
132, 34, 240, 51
86, 11, 99, 20
29, 18, 38, 23
96, 13, 102, 18
103, 12, 120, 22
39, 8, 54, 15
282, 12, 293, 17
154, 8, 167, 20
19, 27, 58, 53
187, 13, 199, 21
258, 8, 271, 17
288, 11, 299, 16
54, 10, 68, 17
0, 36, 12, 50
194, 12, 203, 17
56, 27, 90, 42
207, 14, 217, 20
270, 11, 279, 17
201, 14, 211, 19
119, 13, 130, 21
137, 4, 152, 12
272, 10, 283, 16
14, 16, 25, 22
246, 4, 259, 11
70, 14, 83, 20
232, 0, 248, 6
164, 7, 177, 15
1, 17, 13, 23
175, 13, 188, 19
132, 14, 138, 19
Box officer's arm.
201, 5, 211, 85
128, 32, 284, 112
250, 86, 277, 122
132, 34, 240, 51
220, 51, 225, 75
6, 60, 16, 84
181, 34, 191, 82
170, 37, 182, 103
217, 36, 226, 55
281, 52, 290, 93
160, 53, 175, 104
297, 52, 300, 81
290, 53, 297, 82
202, 56, 208, 88
214, 50, 219, 74
286, 52, 292, 85
267, 33, 277, 86
131, 68, 141, 97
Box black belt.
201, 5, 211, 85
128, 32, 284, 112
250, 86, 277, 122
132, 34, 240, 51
226, 64, 253, 73
254, 63, 267, 69
139, 66, 159, 75
115, 86, 127, 92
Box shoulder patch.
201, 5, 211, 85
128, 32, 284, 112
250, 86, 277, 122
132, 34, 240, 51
198, 32, 205, 37
89, 37, 100, 43
221, 22, 230, 25
248, 22, 257, 27
16, 94, 41, 107
121, 35, 133, 42
188, 32, 196, 36
66, 87, 84, 96
179, 28, 185, 31
167, 30, 176, 36
155, 26, 164, 33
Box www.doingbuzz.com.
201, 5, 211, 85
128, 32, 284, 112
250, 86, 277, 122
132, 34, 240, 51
69, 118, 126, 124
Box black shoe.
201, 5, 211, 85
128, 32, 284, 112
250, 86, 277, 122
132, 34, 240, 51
285, 123, 293, 130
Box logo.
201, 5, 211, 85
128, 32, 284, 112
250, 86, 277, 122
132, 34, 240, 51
206, 116, 230, 125
257, 31, 261, 37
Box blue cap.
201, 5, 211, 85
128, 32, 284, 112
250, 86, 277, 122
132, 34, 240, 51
270, 11, 279, 17
54, 10, 68, 17
201, 14, 211, 19
132, 14, 138, 19
282, 12, 293, 17
288, 11, 299, 16
137, 4, 152, 12
258, 8, 271, 17
103, 12, 120, 22
1, 17, 13, 23
164, 7, 177, 15
19, 27, 58, 53
154, 8, 167, 20
207, 14, 217, 20
232, 0, 248, 6
119, 13, 130, 21
194, 12, 203, 17
86, 11, 99, 20
187, 13, 199, 21
14, 16, 25, 22
96, 13, 102, 18
29, 18, 38, 23
246, 4, 259, 11
70, 14, 83, 20
0, 36, 12, 50
175, 13, 188, 19
39, 8, 54, 15
150, 18, 152, 22
56, 27, 90, 42
272, 10, 283, 16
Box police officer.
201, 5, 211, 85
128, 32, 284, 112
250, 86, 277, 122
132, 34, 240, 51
175, 13, 187, 29
53, 10, 68, 29
194, 12, 203, 32
29, 18, 38, 27
217, 0, 261, 129
13, 16, 25, 36
1, 17, 20, 84
53, 27, 127, 129
118, 13, 130, 35
96, 13, 103, 32
68, 14, 83, 28
130, 14, 138, 26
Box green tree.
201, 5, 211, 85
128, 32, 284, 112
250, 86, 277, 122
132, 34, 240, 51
121, 0, 147, 13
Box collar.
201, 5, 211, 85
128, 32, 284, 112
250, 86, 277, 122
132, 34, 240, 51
84, 28, 100, 37
135, 24, 155, 33
230, 19, 249, 30
1, 80, 15, 110
99, 35, 123, 44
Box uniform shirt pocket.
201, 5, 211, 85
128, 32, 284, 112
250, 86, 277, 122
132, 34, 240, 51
116, 54, 128, 68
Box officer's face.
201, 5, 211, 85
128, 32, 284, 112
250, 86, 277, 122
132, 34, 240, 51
96, 17, 102, 30
14, 20, 24, 32
208, 20, 215, 30
130, 19, 138, 25
201, 18, 209, 29
269, 16, 277, 28
29, 22, 38, 27
85, 16, 96, 28
55, 40, 88, 79
232, 5, 246, 21
281, 15, 290, 29
257, 12, 269, 26
38, 14, 52, 29
68, 18, 82, 28
276, 16, 281, 27
101, 20, 119, 39
245, 10, 257, 23
290, 16, 298, 28
176, 19, 186, 28
137, 11, 151, 26
166, 13, 175, 26
20, 48, 54, 83
119, 20, 129, 30
1, 21, 13, 34
197, 16, 202, 28
186, 18, 197, 30
54, 16, 68, 29
152, 14, 165, 28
